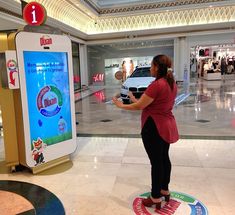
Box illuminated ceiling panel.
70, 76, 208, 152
87, 5, 235, 34
24, 0, 94, 32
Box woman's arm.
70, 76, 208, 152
112, 93, 154, 110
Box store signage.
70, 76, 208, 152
5, 51, 19, 89
40, 35, 52, 46
23, 2, 47, 26
93, 73, 104, 82
133, 191, 208, 215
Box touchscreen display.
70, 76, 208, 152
23, 51, 72, 148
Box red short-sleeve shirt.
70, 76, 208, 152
141, 78, 179, 143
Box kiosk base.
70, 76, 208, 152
31, 155, 70, 174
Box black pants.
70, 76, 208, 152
141, 117, 171, 198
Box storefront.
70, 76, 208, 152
189, 32, 235, 81
87, 40, 174, 86
104, 56, 153, 84
190, 44, 235, 80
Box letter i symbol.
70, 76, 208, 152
31, 5, 37, 23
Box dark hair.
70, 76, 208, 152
152, 55, 175, 90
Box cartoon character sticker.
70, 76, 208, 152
32, 138, 47, 166
58, 116, 67, 134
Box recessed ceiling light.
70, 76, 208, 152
209, 5, 213, 8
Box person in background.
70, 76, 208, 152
112, 55, 179, 210
130, 59, 135, 76
220, 57, 227, 81
122, 60, 127, 82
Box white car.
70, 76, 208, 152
120, 66, 155, 104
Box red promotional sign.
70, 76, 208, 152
23, 2, 47, 26
92, 73, 104, 82
40, 35, 52, 46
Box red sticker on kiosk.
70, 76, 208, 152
23, 2, 47, 26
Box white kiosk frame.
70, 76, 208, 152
15, 32, 77, 168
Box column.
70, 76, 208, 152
79, 44, 89, 87
174, 37, 190, 83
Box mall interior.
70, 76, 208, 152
0, 0, 235, 214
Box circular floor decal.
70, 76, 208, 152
0, 190, 34, 214
0, 180, 65, 215
133, 191, 208, 215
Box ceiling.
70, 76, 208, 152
0, 19, 19, 31
86, 0, 169, 8
0, 0, 235, 41
88, 39, 174, 55
84, 0, 229, 15
0, 13, 24, 31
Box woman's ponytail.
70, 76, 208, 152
166, 69, 174, 90
152, 55, 175, 90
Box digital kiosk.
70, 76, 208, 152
0, 1, 77, 173
15, 32, 77, 169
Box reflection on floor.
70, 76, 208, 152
74, 86, 105, 102
0, 78, 235, 214
76, 79, 235, 138
0, 137, 235, 214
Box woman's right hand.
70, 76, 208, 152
128, 92, 138, 103
112, 97, 124, 108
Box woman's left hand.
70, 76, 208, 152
112, 97, 123, 108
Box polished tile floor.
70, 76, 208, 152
76, 79, 235, 138
0, 79, 235, 214
0, 137, 235, 214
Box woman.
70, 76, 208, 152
122, 61, 127, 82
112, 55, 179, 210
130, 59, 135, 76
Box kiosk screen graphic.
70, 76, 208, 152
23, 51, 72, 147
